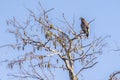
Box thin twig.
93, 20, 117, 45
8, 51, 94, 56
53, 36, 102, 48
76, 62, 97, 76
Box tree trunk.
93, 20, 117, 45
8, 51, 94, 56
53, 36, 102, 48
69, 69, 78, 80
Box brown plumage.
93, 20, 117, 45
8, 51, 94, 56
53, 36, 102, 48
80, 17, 90, 37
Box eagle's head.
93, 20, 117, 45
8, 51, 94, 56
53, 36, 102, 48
80, 17, 85, 21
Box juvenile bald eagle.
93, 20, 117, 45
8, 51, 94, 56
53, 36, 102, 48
80, 17, 90, 37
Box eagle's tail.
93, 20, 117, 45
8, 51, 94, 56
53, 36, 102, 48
86, 33, 89, 38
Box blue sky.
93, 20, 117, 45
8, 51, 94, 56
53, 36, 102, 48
0, 0, 120, 80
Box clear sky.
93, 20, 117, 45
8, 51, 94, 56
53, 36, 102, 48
0, 0, 120, 80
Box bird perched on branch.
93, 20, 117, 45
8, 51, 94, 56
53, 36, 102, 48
80, 17, 90, 38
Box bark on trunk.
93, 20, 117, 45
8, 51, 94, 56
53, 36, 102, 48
69, 69, 78, 80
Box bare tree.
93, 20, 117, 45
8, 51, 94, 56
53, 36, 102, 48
5, 3, 107, 80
